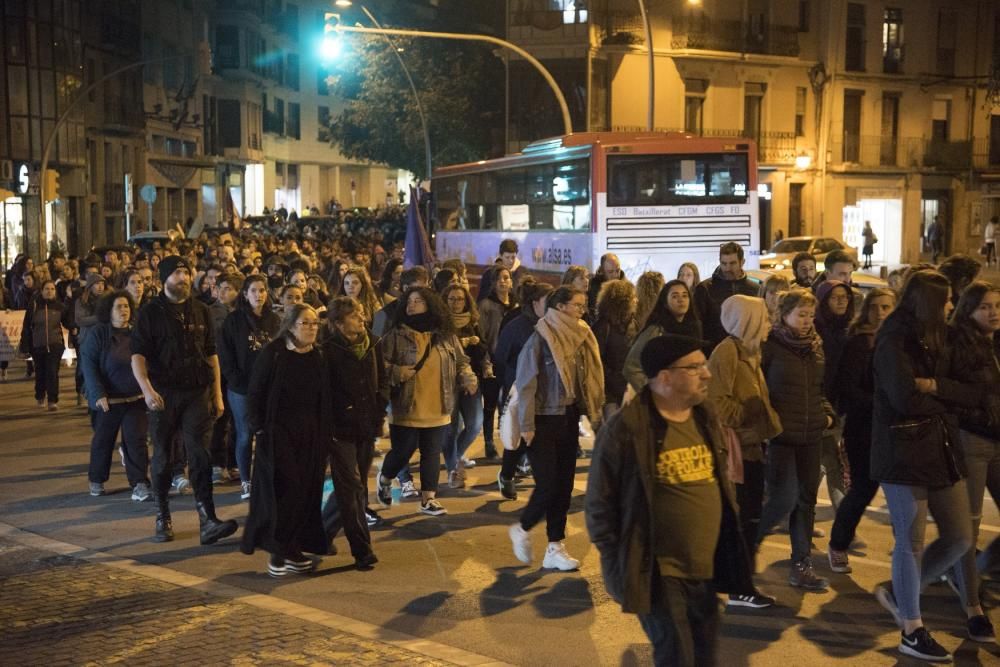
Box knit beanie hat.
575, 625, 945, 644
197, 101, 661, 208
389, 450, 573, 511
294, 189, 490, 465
720, 295, 769, 350
158, 255, 191, 284
85, 272, 106, 292
640, 334, 704, 377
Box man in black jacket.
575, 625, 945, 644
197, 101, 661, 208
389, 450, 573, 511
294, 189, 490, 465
320, 296, 387, 570
693, 242, 758, 350
131, 256, 238, 545
586, 334, 753, 667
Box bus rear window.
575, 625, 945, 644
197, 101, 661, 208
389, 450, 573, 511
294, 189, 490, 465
607, 153, 749, 206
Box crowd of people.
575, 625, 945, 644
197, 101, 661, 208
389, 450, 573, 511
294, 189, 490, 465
2, 226, 999, 664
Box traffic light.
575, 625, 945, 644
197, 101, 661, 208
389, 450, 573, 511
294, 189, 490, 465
43, 169, 60, 203
320, 12, 342, 61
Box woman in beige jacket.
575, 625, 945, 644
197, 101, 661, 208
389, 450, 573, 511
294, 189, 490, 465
708, 294, 783, 609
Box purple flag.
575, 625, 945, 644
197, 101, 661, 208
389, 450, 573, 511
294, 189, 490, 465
403, 186, 435, 269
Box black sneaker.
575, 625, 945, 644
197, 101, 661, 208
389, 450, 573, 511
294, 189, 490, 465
789, 558, 829, 591
284, 551, 316, 574
268, 554, 287, 577
497, 472, 517, 500
355, 553, 378, 571
365, 507, 382, 527
376, 474, 393, 507
899, 626, 952, 662
727, 591, 776, 609
419, 498, 447, 516
968, 614, 996, 643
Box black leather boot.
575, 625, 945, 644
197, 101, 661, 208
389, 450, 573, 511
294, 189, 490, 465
154, 497, 174, 542
197, 499, 238, 545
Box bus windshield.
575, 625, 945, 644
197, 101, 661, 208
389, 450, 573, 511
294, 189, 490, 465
607, 152, 749, 206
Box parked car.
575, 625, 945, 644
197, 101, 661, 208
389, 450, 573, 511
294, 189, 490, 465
746, 268, 888, 295
127, 230, 179, 252
760, 236, 858, 271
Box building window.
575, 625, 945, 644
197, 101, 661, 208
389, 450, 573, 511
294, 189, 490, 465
218, 99, 242, 148
286, 53, 300, 91
936, 10, 956, 76
843, 90, 863, 162
932, 99, 950, 142
743, 82, 766, 144
287, 102, 301, 140
993, 13, 1000, 71
215, 25, 239, 70
684, 79, 707, 135
795, 87, 807, 137
317, 68, 329, 96
845, 3, 865, 72
798, 1, 810, 32
880, 93, 900, 166
882, 8, 904, 74
318, 106, 330, 142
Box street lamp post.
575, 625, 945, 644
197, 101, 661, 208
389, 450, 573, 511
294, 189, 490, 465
39, 53, 194, 253
331, 23, 573, 137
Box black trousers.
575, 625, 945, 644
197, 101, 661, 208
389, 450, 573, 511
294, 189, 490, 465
638, 574, 719, 667
830, 432, 880, 551
520, 408, 579, 542
321, 438, 375, 559
500, 439, 527, 479
209, 385, 235, 469
149, 386, 214, 503
481, 376, 500, 448
32, 346, 63, 404
88, 400, 149, 487
382, 423, 448, 493
736, 457, 765, 569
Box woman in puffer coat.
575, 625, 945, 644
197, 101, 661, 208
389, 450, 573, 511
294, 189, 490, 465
758, 289, 835, 592
20, 279, 73, 410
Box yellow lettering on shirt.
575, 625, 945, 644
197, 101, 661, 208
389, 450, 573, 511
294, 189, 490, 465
655, 444, 716, 485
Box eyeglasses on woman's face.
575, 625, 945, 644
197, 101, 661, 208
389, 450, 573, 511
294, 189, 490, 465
295, 320, 320, 328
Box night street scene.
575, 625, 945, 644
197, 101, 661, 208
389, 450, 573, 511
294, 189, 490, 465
4, 0, 1000, 665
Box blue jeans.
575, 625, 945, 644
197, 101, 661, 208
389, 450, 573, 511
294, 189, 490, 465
445, 389, 483, 472
883, 480, 972, 621
228, 389, 252, 483
953, 430, 1000, 607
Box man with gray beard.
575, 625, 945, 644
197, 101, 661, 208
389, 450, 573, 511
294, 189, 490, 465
131, 256, 238, 544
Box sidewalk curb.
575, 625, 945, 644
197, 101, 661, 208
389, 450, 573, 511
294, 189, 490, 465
0, 521, 513, 667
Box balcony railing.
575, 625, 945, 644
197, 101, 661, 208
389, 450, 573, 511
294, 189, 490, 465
607, 126, 797, 164
671, 15, 800, 57
924, 140, 973, 170
829, 135, 978, 169
974, 137, 1000, 170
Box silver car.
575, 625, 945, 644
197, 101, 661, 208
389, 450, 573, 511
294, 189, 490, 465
760, 236, 858, 271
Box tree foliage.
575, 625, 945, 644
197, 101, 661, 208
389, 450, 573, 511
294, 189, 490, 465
325, 36, 504, 180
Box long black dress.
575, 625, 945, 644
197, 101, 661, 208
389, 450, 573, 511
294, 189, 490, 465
241, 339, 331, 557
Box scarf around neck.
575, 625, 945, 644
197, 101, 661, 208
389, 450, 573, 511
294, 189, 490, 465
451, 311, 471, 331
771, 323, 822, 355
403, 311, 437, 333
535, 307, 605, 428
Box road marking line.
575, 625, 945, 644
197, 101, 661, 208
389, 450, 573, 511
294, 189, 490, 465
0, 521, 512, 667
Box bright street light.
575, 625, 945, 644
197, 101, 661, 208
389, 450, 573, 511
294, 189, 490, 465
320, 35, 342, 61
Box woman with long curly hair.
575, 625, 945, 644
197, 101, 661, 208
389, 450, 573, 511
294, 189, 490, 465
634, 271, 665, 335
592, 279, 637, 419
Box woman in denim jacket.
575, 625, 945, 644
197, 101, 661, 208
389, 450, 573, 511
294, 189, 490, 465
375, 287, 477, 517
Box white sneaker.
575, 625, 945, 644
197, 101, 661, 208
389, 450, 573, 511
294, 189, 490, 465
240, 481, 251, 500
400, 480, 419, 499
509, 523, 532, 564
542, 542, 580, 571
461, 456, 477, 468
131, 482, 151, 502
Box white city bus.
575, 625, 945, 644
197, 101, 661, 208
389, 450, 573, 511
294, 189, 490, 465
432, 132, 760, 284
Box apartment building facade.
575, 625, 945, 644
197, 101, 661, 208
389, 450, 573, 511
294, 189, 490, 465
507, 0, 1000, 265
0, 0, 400, 266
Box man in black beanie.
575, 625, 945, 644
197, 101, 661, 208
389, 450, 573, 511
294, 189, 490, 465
585, 334, 753, 666
131, 255, 238, 544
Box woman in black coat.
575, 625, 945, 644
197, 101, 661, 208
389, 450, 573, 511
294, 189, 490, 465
942, 281, 1000, 642
623, 280, 702, 393
591, 278, 637, 420
218, 275, 281, 499
241, 303, 332, 577
828, 287, 895, 573
870, 270, 980, 660
20, 279, 72, 409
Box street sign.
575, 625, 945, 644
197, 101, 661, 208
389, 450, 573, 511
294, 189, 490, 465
124, 173, 134, 214
140, 184, 157, 204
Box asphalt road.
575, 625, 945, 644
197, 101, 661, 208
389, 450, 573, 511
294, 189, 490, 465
1, 365, 999, 666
